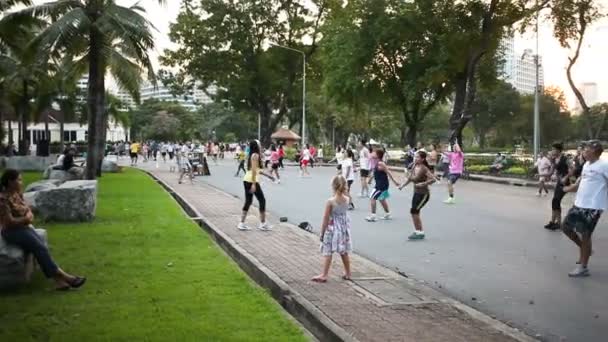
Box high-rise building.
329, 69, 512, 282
114, 82, 217, 111
580, 82, 598, 106
499, 37, 544, 94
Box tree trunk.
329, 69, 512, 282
59, 120, 64, 153
8, 119, 13, 144
405, 127, 417, 148
19, 81, 29, 155
86, 24, 105, 180
565, 28, 592, 139
478, 133, 486, 149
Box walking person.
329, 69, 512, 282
178, 151, 194, 184
399, 151, 436, 240
235, 146, 247, 177
142, 143, 149, 162
160, 142, 168, 163
358, 139, 371, 198
312, 175, 353, 283
167, 142, 175, 162
536, 151, 552, 197
270, 144, 281, 184
278, 144, 285, 169
309, 145, 317, 168
238, 140, 272, 231
366, 149, 400, 222
341, 149, 356, 210
0, 169, 86, 291
561, 141, 608, 277
443, 143, 464, 204
428, 144, 439, 178
545, 143, 570, 230
129, 141, 139, 166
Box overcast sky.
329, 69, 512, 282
101, 1, 608, 107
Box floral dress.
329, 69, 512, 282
320, 199, 352, 256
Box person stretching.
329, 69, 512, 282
366, 149, 400, 222
443, 143, 464, 204
312, 175, 353, 283
400, 151, 436, 240
238, 140, 271, 231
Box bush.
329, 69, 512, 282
466, 165, 491, 173
504, 166, 527, 175
284, 146, 297, 161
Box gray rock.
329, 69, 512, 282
101, 159, 120, 173
43, 167, 83, 182
30, 180, 97, 222
24, 179, 63, 193
3, 156, 56, 171
0, 228, 47, 289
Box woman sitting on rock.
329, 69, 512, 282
0, 169, 86, 290
62, 148, 84, 178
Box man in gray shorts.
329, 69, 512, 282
563, 140, 608, 277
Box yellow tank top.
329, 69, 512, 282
243, 169, 259, 183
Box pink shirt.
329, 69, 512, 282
448, 152, 464, 174
271, 151, 280, 163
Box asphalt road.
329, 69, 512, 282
153, 159, 607, 342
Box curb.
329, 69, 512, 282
143, 170, 357, 342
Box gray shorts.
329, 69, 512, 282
562, 206, 602, 237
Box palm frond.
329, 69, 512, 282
104, 45, 143, 104
0, 0, 33, 12
1, 1, 83, 22
30, 7, 90, 57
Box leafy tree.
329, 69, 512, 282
321, 0, 449, 146
142, 111, 180, 141
550, 0, 603, 139
2, 0, 163, 178
162, 0, 333, 145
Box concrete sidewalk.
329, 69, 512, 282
141, 164, 535, 342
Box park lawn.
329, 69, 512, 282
0, 169, 307, 342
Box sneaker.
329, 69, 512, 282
348, 203, 355, 211
237, 223, 251, 231
443, 197, 455, 205
408, 232, 425, 240
383, 213, 392, 220
544, 222, 560, 231
365, 215, 377, 222
257, 222, 272, 231
277, 179, 281, 184
568, 265, 590, 277
536, 192, 542, 197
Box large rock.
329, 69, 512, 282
2, 156, 57, 171
24, 179, 63, 193
42, 166, 83, 182
101, 159, 120, 173
0, 228, 47, 289
29, 180, 97, 222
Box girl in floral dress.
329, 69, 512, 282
312, 175, 353, 283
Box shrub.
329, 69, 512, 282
284, 146, 297, 161
466, 165, 491, 173
504, 166, 527, 175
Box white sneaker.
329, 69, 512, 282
568, 265, 590, 277
277, 179, 281, 184
257, 222, 272, 231
383, 213, 392, 220
536, 192, 542, 197
365, 215, 377, 222
443, 197, 455, 205
237, 223, 251, 231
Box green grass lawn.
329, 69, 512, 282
0, 169, 306, 342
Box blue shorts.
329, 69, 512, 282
370, 189, 390, 201
448, 173, 461, 184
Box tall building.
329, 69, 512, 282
580, 82, 598, 106
499, 37, 544, 94
114, 82, 217, 111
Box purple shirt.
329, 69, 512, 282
448, 151, 464, 174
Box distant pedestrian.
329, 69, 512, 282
366, 149, 400, 222
312, 175, 353, 283
341, 149, 356, 210
178, 151, 193, 184
238, 140, 271, 231
400, 151, 436, 240
443, 143, 463, 205
309, 145, 317, 168
562, 141, 607, 277
278, 144, 285, 169
300, 144, 312, 177
160, 142, 168, 163
358, 139, 371, 198
536, 151, 552, 197
129, 141, 139, 166
270, 144, 281, 184
235, 146, 247, 177
545, 143, 569, 230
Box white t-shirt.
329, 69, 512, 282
574, 160, 608, 210
302, 149, 311, 161
167, 144, 174, 153
359, 147, 370, 170
341, 158, 355, 181
317, 148, 324, 159
181, 144, 190, 153
536, 156, 552, 176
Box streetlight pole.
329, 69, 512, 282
269, 42, 306, 145
533, 1, 540, 162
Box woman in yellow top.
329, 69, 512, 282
238, 140, 271, 231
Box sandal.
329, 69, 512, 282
311, 276, 327, 283
342, 275, 352, 281
69, 276, 87, 289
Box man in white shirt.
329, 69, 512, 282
563, 140, 608, 277
358, 139, 371, 197
341, 148, 356, 210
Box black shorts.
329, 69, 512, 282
552, 183, 566, 210
360, 169, 370, 178
563, 206, 602, 237
272, 163, 279, 170
411, 192, 430, 214
161, 152, 167, 157
448, 173, 461, 184
130, 152, 137, 159
347, 179, 354, 190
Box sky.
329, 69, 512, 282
66, 1, 608, 109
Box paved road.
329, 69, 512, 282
152, 159, 607, 341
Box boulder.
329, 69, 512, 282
2, 156, 56, 171
0, 228, 47, 289
24, 179, 63, 193
42, 166, 83, 182
101, 159, 120, 173
29, 180, 97, 222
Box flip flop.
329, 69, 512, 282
311, 276, 327, 283
342, 275, 352, 281
69, 277, 87, 289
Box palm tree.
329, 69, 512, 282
1, 0, 163, 178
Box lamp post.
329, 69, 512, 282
269, 42, 306, 145
533, 2, 540, 162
